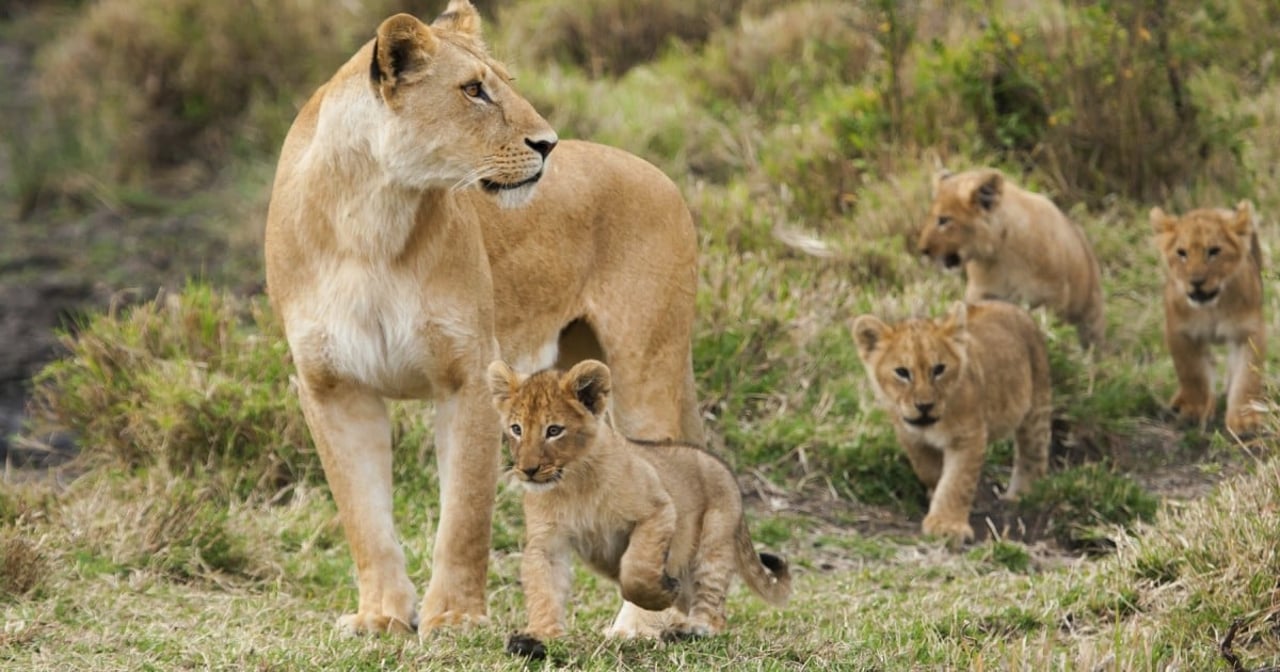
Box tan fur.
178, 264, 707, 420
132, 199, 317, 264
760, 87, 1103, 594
264, 2, 702, 635
852, 301, 1052, 543
1150, 202, 1267, 435
487, 360, 790, 648
918, 168, 1107, 349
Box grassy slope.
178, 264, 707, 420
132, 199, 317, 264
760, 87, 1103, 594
3, 1, 1280, 670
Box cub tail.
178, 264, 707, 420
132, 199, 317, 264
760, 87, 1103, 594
735, 518, 791, 607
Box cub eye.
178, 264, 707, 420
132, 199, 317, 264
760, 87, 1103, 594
509, 424, 522, 438
893, 367, 911, 381
1175, 248, 1188, 260
937, 216, 951, 228
462, 81, 490, 102
545, 425, 564, 438
1207, 246, 1221, 258
932, 363, 946, 378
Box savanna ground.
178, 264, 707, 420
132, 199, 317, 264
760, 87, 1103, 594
2, 0, 1279, 669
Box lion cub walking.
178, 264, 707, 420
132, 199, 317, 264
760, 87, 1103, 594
1150, 202, 1267, 435
918, 168, 1106, 349
487, 359, 790, 656
852, 301, 1052, 542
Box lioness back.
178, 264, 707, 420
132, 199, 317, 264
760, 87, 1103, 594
852, 301, 1052, 542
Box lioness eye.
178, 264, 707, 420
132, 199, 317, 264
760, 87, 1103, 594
1176, 248, 1187, 260
1207, 246, 1221, 258
937, 216, 951, 228
509, 424, 522, 438
545, 425, 564, 438
932, 363, 946, 378
894, 367, 911, 381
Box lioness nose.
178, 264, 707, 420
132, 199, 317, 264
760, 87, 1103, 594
526, 135, 558, 159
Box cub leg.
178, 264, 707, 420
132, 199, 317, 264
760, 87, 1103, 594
508, 526, 572, 657
1006, 399, 1051, 500
900, 435, 943, 494
664, 510, 736, 640
1166, 328, 1215, 428
619, 503, 680, 611
1224, 333, 1267, 435
418, 383, 502, 631
297, 381, 417, 635
922, 430, 986, 543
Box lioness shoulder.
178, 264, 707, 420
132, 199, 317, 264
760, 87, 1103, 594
487, 359, 790, 656
852, 301, 1052, 542
918, 168, 1106, 349
1150, 201, 1267, 435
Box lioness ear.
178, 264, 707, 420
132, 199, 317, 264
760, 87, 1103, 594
851, 315, 888, 361
486, 360, 520, 409
970, 170, 1003, 211
371, 14, 439, 96
563, 360, 611, 416
1149, 207, 1174, 235
931, 169, 953, 198
1232, 200, 1255, 237
432, 0, 483, 39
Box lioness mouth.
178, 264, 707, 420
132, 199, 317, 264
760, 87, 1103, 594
481, 172, 542, 192
904, 415, 939, 428
942, 253, 963, 269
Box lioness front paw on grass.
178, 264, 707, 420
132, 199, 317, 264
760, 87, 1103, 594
853, 301, 1053, 544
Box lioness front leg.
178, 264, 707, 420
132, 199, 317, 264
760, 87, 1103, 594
1225, 334, 1266, 435
1166, 329, 1215, 428
619, 504, 680, 611
418, 383, 502, 631
922, 432, 985, 543
297, 381, 417, 634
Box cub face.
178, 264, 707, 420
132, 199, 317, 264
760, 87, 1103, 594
1150, 202, 1255, 308
917, 169, 1004, 269
852, 303, 970, 430
369, 6, 558, 206
486, 360, 612, 492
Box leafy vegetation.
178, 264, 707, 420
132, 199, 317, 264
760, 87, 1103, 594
2, 0, 1279, 669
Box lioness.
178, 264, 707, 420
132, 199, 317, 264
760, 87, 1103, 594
264, 2, 702, 634
1150, 201, 1266, 435
487, 359, 791, 657
918, 168, 1106, 349
852, 301, 1052, 542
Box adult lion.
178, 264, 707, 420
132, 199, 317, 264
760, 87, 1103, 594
264, 2, 702, 634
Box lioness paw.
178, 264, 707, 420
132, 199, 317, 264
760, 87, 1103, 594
922, 514, 974, 544
335, 612, 416, 637
506, 632, 547, 659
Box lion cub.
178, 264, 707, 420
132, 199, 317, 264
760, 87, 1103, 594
918, 168, 1106, 349
1150, 202, 1267, 435
852, 301, 1052, 542
487, 359, 790, 657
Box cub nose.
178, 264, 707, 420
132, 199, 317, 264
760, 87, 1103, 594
915, 402, 935, 415
525, 135, 558, 159
522, 466, 540, 478
1190, 278, 1205, 289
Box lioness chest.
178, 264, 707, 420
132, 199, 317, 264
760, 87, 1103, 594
285, 258, 488, 398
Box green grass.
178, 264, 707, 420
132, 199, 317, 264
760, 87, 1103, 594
4, 0, 1280, 669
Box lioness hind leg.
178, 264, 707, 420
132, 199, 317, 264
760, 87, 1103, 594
297, 381, 417, 635
418, 383, 502, 632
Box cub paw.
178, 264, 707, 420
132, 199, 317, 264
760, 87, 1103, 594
1169, 392, 1213, 427
620, 572, 680, 612
922, 514, 974, 544
506, 632, 547, 660
661, 623, 712, 643
335, 612, 416, 637
1226, 406, 1265, 438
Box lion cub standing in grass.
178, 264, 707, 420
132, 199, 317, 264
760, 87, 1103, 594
1150, 202, 1267, 435
852, 301, 1052, 543
918, 168, 1107, 349
487, 359, 791, 658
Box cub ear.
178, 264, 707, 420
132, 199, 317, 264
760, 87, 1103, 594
1232, 200, 1255, 237
563, 360, 612, 416
943, 301, 969, 333
851, 315, 888, 361
969, 170, 1004, 211
1149, 207, 1175, 235
371, 14, 439, 95
432, 0, 483, 39
931, 168, 953, 198
486, 360, 520, 408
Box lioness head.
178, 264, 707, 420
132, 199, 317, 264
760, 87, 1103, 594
852, 303, 971, 430
367, 2, 557, 206
1150, 201, 1255, 308
487, 360, 612, 492
917, 169, 1004, 269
